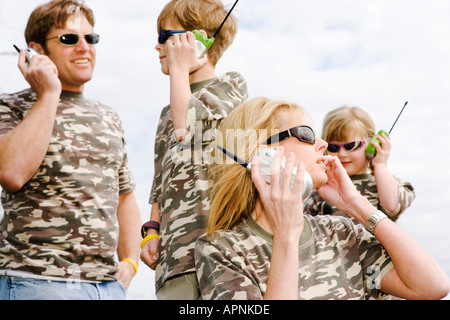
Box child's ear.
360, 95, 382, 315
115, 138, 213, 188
197, 29, 208, 37
28, 42, 46, 55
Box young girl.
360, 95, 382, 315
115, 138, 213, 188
303, 106, 415, 223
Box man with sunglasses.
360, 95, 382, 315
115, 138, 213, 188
0, 0, 141, 300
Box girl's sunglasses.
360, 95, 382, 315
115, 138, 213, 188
264, 125, 316, 145
46, 33, 100, 46
327, 140, 366, 153
158, 30, 187, 44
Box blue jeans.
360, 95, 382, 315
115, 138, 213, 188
0, 276, 126, 300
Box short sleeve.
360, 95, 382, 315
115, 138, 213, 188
195, 236, 263, 300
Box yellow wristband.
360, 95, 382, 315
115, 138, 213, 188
140, 233, 159, 249
122, 258, 138, 274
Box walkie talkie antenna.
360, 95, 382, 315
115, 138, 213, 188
217, 145, 248, 168
213, 0, 240, 39
389, 101, 408, 134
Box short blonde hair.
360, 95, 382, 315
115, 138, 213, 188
322, 106, 375, 142
207, 97, 309, 238
157, 0, 238, 66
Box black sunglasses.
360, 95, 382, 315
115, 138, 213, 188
158, 30, 187, 44
46, 33, 100, 46
264, 125, 316, 145
327, 140, 366, 153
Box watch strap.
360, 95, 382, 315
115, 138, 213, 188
365, 210, 387, 235
141, 221, 160, 238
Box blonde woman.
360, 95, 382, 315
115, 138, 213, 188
194, 97, 449, 300
304, 106, 415, 223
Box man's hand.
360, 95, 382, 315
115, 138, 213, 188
18, 49, 61, 96
116, 260, 136, 291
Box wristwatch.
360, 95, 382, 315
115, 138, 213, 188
365, 210, 387, 235
141, 221, 160, 238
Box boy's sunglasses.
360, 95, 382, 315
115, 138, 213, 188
327, 140, 366, 153
264, 125, 316, 145
158, 30, 187, 44
46, 33, 100, 46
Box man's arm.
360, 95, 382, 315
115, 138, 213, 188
116, 192, 142, 290
0, 50, 61, 191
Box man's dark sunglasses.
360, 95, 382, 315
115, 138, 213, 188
158, 30, 187, 44
264, 125, 316, 145
46, 33, 100, 46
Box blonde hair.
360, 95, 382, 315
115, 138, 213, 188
207, 97, 309, 238
322, 106, 375, 143
157, 0, 238, 66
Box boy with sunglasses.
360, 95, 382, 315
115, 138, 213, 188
304, 106, 415, 226
139, 0, 247, 300
0, 0, 141, 299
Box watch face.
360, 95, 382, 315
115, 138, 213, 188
365, 211, 387, 234
141, 221, 160, 238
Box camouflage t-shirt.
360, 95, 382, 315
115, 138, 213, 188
304, 173, 415, 223
150, 72, 248, 291
0, 89, 135, 282
195, 214, 393, 300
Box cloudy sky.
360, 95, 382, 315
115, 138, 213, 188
1, 0, 449, 300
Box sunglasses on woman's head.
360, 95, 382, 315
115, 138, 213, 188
158, 30, 187, 44
264, 125, 316, 145
46, 33, 100, 46
327, 140, 366, 153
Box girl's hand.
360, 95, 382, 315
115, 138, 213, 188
371, 133, 391, 168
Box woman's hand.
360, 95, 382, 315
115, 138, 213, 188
317, 156, 372, 221
251, 147, 304, 299
317, 156, 361, 213
251, 147, 305, 240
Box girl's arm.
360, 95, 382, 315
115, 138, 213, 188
371, 133, 400, 213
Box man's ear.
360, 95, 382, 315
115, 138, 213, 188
28, 42, 46, 55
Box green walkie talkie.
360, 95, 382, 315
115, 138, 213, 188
192, 0, 239, 58
365, 101, 408, 160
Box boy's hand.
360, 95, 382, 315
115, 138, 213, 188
166, 31, 208, 74
140, 234, 159, 270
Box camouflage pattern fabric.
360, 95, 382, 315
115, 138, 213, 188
304, 174, 415, 223
150, 72, 248, 292
0, 89, 135, 282
195, 214, 393, 300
